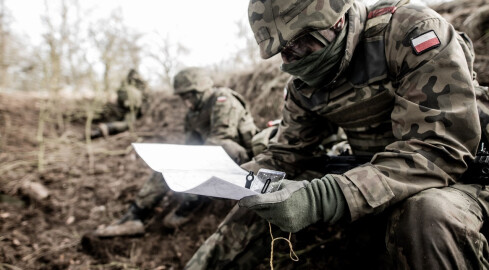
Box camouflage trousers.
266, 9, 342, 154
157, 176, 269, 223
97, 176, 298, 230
184, 184, 489, 269
184, 204, 270, 269
387, 184, 489, 269
134, 172, 167, 210
134, 172, 200, 211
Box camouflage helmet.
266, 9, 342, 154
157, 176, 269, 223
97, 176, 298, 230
248, 0, 353, 59
173, 67, 214, 95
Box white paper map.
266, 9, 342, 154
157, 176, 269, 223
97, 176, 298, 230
132, 143, 259, 200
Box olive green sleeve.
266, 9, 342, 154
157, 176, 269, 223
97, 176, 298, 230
239, 175, 347, 232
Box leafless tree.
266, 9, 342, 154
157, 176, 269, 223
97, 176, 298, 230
212, 18, 260, 74
89, 9, 144, 94
148, 33, 189, 89
0, 2, 43, 92
0, 0, 15, 91
40, 0, 67, 93
235, 18, 260, 67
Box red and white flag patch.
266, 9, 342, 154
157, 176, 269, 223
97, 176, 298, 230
411, 30, 441, 55
216, 96, 227, 102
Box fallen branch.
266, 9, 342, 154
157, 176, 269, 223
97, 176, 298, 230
0, 160, 36, 175
0, 263, 24, 270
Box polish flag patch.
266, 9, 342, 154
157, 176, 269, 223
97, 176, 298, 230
411, 30, 441, 55
216, 96, 227, 102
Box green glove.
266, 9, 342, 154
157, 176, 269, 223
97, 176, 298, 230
239, 175, 346, 233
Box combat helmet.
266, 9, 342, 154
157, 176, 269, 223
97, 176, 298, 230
248, 0, 353, 59
173, 67, 214, 95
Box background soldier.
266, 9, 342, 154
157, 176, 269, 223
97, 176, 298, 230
94, 67, 259, 237
185, 0, 489, 269
90, 68, 148, 139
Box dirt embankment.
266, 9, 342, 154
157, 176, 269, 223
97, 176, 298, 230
1, 1, 489, 269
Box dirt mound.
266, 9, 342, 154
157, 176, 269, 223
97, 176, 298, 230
215, 57, 289, 128
0, 91, 235, 269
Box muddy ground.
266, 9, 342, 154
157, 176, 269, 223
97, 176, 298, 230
0, 60, 290, 270
1, 1, 489, 269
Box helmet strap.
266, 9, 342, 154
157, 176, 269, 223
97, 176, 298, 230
192, 90, 208, 111
315, 29, 336, 44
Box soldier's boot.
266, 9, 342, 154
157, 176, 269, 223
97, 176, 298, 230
94, 203, 147, 237
105, 121, 129, 136
88, 123, 110, 140
163, 197, 208, 229
89, 122, 129, 140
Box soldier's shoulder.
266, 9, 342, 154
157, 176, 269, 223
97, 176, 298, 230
381, 1, 450, 54
210, 87, 244, 106
213, 87, 242, 101
213, 87, 235, 96
388, 2, 445, 33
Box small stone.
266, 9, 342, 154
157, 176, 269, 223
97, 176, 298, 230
66, 216, 75, 225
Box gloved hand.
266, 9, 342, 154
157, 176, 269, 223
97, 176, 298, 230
239, 175, 346, 233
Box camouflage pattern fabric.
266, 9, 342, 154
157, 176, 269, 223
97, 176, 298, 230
185, 87, 258, 164
248, 0, 353, 59
134, 172, 167, 210
386, 184, 489, 269
186, 0, 488, 268
173, 67, 214, 94
251, 125, 277, 157
116, 70, 147, 120
93, 70, 148, 136
184, 206, 270, 270
254, 0, 481, 222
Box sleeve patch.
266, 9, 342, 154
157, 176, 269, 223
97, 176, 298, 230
216, 96, 227, 102
410, 30, 441, 55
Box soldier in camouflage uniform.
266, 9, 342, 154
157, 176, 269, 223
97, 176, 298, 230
185, 0, 489, 269
95, 67, 259, 237
90, 69, 148, 139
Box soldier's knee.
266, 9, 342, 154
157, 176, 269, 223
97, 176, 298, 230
220, 140, 250, 165
391, 188, 458, 239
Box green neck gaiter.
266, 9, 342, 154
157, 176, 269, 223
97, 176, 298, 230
192, 89, 210, 111
281, 24, 348, 88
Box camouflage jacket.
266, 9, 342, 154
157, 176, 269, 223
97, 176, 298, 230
246, 0, 482, 221
117, 80, 147, 115
185, 87, 258, 152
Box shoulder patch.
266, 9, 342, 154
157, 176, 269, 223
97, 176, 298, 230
367, 6, 397, 19
216, 96, 227, 102
410, 30, 441, 55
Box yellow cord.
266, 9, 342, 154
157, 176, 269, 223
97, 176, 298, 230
268, 222, 299, 270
